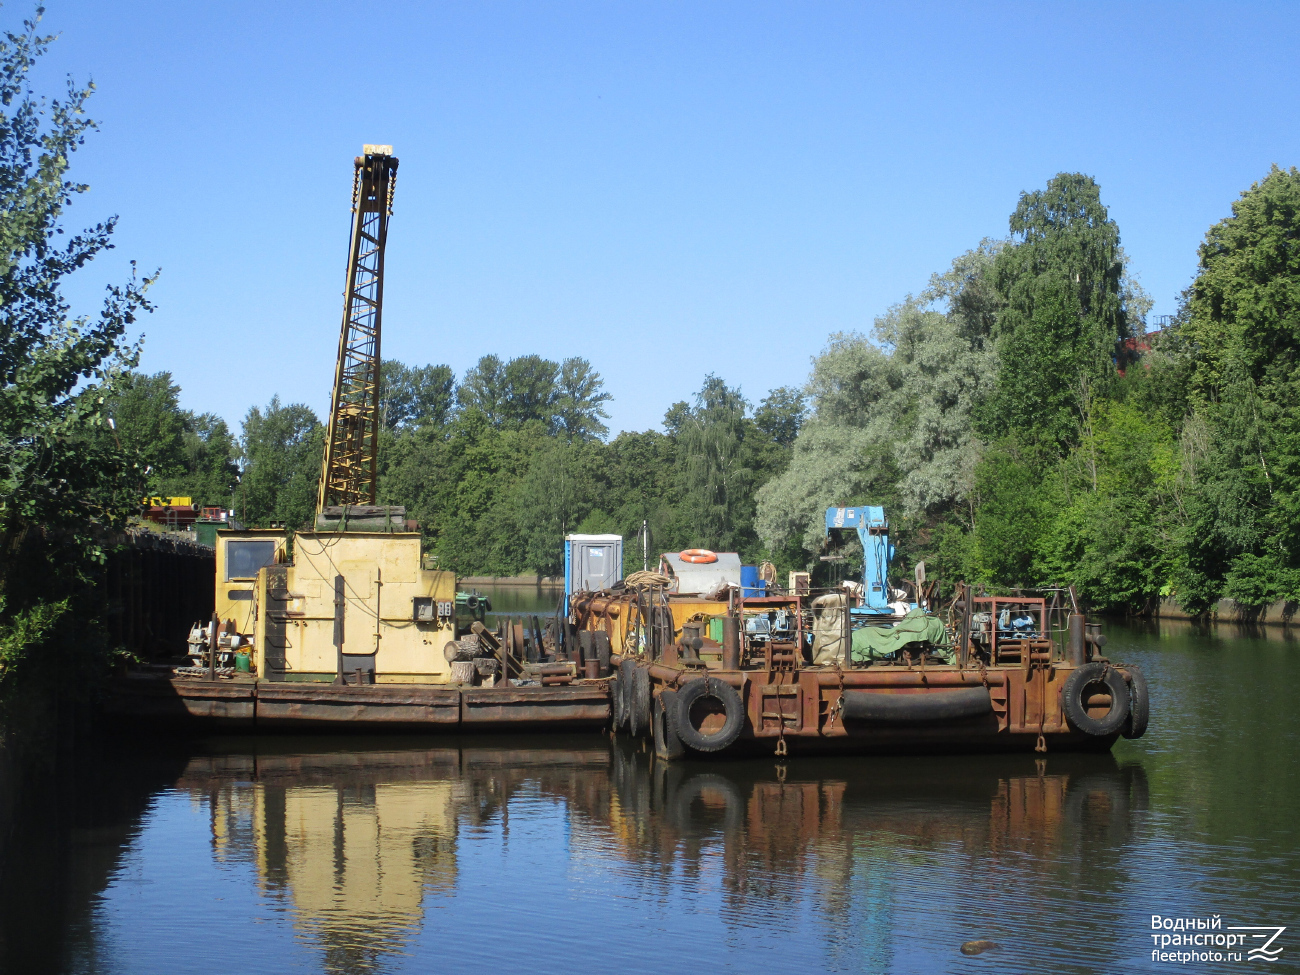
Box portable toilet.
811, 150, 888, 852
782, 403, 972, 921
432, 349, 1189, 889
564, 534, 623, 613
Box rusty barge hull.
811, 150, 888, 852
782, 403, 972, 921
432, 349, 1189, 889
104, 677, 611, 732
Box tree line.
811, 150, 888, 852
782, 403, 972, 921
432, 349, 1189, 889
758, 167, 1300, 615
115, 357, 806, 579
105, 168, 1300, 617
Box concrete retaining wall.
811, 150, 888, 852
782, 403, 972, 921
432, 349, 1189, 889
1157, 596, 1297, 626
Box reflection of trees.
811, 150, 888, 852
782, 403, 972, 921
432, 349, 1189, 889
9, 736, 1151, 975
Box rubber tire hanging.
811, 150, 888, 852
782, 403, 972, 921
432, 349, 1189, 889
628, 663, 652, 738
616, 659, 636, 731
1120, 664, 1149, 739
1061, 662, 1130, 737
672, 677, 745, 753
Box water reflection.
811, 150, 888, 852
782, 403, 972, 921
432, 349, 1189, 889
27, 739, 1159, 975
6, 621, 1298, 973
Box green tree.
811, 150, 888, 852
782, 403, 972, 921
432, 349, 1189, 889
984, 173, 1133, 450
753, 387, 807, 448
756, 244, 1000, 557
101, 371, 186, 495
554, 357, 612, 441
160, 411, 238, 508
1169, 167, 1300, 611
238, 398, 322, 529
456, 355, 508, 424
677, 375, 756, 552
380, 360, 455, 429
0, 9, 154, 706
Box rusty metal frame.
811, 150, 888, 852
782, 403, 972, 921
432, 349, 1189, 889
318, 147, 399, 513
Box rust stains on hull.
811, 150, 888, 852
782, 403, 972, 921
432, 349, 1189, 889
104, 676, 611, 732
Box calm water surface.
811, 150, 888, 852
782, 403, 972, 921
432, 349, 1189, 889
2, 621, 1297, 974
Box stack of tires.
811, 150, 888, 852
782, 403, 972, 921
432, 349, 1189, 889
612, 660, 746, 760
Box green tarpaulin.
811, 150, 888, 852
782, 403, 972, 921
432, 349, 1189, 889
850, 608, 950, 663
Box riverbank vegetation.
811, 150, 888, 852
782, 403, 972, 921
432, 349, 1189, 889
0, 11, 155, 721
113, 167, 1300, 617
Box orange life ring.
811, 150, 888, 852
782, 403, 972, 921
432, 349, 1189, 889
679, 549, 718, 564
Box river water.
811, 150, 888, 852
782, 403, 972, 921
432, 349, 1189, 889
1, 619, 1297, 974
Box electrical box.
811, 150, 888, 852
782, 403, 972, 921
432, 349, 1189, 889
565, 534, 623, 612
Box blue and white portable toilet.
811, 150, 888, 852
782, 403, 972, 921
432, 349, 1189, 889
564, 534, 623, 613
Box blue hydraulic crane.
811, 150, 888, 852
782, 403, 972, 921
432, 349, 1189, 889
825, 505, 896, 616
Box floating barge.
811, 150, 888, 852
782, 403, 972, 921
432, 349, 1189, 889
105, 675, 610, 731
584, 582, 1148, 760
574, 507, 1149, 760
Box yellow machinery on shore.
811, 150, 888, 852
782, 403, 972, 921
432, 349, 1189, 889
203, 146, 457, 684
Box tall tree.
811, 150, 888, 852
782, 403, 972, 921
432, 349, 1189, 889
380, 360, 455, 430
756, 244, 1000, 555
677, 375, 755, 552
102, 371, 187, 496
163, 411, 238, 508
753, 387, 806, 448
501, 354, 560, 427
1171, 167, 1300, 609
984, 173, 1132, 451
238, 398, 322, 529
456, 354, 508, 425
0, 9, 153, 701
554, 357, 612, 441
1182, 166, 1300, 400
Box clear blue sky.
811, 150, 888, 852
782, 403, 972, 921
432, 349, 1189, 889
29, 0, 1300, 436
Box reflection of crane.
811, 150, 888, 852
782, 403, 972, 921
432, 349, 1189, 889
317, 145, 399, 516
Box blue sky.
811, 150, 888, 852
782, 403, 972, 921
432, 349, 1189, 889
29, 0, 1300, 435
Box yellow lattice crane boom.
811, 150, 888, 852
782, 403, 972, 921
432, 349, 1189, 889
317, 145, 399, 516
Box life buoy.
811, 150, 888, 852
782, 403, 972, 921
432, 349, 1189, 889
679, 549, 718, 564
1120, 664, 1149, 739
672, 677, 745, 753
1061, 662, 1130, 736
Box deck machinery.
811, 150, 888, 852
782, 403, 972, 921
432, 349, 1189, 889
570, 508, 1149, 759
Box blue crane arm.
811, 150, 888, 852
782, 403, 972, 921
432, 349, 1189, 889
825, 506, 895, 615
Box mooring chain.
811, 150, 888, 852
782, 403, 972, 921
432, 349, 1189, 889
826, 662, 846, 732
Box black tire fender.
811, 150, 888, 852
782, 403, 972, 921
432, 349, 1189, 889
594, 630, 612, 676
652, 689, 685, 760
616, 658, 636, 732
610, 675, 625, 730
628, 663, 651, 738
1120, 664, 1149, 740
1061, 662, 1130, 737
673, 677, 745, 753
